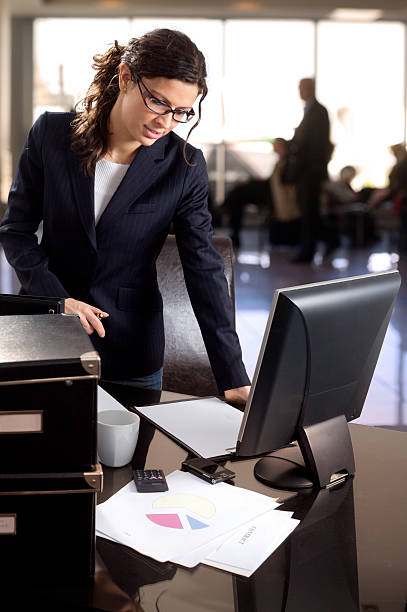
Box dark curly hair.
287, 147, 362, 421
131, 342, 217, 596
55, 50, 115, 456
70, 29, 208, 175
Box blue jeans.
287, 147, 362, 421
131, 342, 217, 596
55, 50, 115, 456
105, 367, 163, 391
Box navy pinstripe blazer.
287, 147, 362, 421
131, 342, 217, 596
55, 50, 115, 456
0, 112, 249, 391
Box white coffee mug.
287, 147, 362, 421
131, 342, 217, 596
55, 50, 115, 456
97, 410, 140, 468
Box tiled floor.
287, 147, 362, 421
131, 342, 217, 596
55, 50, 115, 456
230, 228, 407, 432
1, 230, 406, 432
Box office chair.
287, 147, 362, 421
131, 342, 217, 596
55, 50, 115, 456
0, 202, 6, 222
156, 234, 235, 397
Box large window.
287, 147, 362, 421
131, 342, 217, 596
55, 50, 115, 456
33, 17, 407, 191
34, 18, 132, 117
317, 21, 405, 188
220, 20, 315, 191
223, 20, 315, 143
33, 18, 223, 147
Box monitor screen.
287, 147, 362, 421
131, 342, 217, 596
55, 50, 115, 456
236, 270, 401, 490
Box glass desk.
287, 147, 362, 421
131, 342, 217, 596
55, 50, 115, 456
5, 384, 407, 611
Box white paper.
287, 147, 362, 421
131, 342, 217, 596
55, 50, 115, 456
95, 529, 122, 545
203, 510, 300, 577
96, 502, 299, 577
97, 385, 128, 414
96, 470, 279, 564
135, 397, 243, 457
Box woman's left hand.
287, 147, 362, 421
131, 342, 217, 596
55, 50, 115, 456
64, 297, 109, 337
224, 386, 251, 407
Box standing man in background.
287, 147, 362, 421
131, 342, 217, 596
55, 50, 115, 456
285, 78, 332, 262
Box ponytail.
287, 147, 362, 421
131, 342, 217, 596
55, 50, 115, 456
70, 41, 123, 175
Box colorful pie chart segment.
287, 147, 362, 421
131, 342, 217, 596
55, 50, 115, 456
186, 515, 209, 530
145, 513, 210, 530
146, 513, 183, 529
152, 494, 215, 518
146, 494, 215, 530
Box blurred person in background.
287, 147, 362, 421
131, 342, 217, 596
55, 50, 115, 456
283, 78, 332, 263
268, 138, 301, 246
323, 165, 377, 252
216, 138, 300, 249
367, 142, 407, 252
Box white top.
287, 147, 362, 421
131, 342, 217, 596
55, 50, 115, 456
94, 159, 130, 224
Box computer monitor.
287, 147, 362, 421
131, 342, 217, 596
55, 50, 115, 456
236, 270, 401, 490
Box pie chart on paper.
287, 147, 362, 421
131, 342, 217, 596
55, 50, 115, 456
146, 493, 216, 530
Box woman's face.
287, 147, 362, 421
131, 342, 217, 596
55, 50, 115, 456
115, 65, 199, 148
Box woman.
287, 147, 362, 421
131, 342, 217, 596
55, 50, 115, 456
268, 137, 301, 246
0, 29, 250, 404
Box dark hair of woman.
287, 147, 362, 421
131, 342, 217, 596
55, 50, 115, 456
70, 28, 208, 175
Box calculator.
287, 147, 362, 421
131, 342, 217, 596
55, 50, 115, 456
133, 469, 169, 493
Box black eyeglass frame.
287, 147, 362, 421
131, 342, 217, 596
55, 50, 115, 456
135, 75, 196, 124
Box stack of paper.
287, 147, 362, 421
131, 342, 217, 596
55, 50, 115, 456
96, 470, 299, 577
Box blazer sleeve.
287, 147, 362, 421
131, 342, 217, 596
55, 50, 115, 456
0, 113, 70, 297
172, 148, 250, 393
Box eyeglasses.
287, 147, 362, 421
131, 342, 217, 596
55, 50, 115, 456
136, 76, 195, 124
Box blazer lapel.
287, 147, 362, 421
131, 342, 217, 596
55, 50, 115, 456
66, 150, 97, 251
98, 137, 167, 226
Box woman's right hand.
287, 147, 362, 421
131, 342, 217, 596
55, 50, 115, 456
64, 298, 109, 338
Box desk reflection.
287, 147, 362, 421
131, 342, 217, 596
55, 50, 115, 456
95, 538, 176, 612
234, 479, 359, 612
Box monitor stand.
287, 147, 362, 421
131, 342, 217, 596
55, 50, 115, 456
254, 414, 356, 490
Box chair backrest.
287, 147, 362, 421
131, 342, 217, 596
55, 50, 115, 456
156, 234, 235, 397
0, 202, 6, 223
